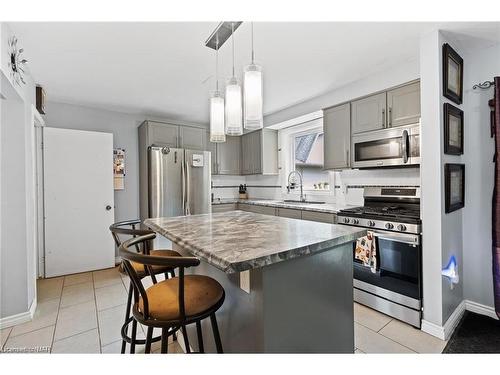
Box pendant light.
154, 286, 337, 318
209, 36, 226, 143
224, 22, 243, 136
243, 22, 263, 130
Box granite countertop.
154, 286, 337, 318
211, 198, 357, 214
145, 211, 366, 273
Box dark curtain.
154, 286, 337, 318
491, 76, 500, 319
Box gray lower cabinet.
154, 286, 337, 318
238, 204, 277, 216
211, 203, 237, 213
179, 126, 205, 150
276, 208, 302, 219
351, 92, 387, 134
301, 211, 336, 224
386, 81, 421, 127
323, 103, 351, 170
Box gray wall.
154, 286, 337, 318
44, 101, 208, 223
463, 42, 500, 309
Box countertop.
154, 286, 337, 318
211, 198, 356, 214
144, 210, 366, 273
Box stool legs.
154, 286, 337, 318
161, 328, 169, 353
130, 319, 138, 354
121, 281, 133, 354
145, 326, 153, 354
210, 313, 223, 353
181, 325, 191, 353
196, 321, 204, 353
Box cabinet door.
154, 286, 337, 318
351, 92, 386, 134
323, 103, 351, 169
277, 208, 302, 219
206, 131, 218, 174
386, 82, 421, 127
217, 136, 241, 175
149, 122, 179, 147
252, 130, 262, 174
179, 126, 205, 150
241, 133, 253, 175
239, 204, 276, 216
211, 203, 237, 213
301, 211, 335, 224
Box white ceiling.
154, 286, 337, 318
10, 22, 500, 124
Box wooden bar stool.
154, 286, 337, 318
109, 219, 181, 353
119, 233, 225, 354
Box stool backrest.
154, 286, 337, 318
109, 219, 153, 254
119, 233, 200, 323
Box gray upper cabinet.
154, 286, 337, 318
148, 121, 178, 147
217, 136, 241, 175
206, 131, 218, 174
323, 103, 351, 170
179, 126, 206, 150
351, 92, 387, 134
241, 129, 278, 175
386, 81, 421, 127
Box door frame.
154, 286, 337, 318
31, 106, 45, 278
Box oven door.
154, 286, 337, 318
353, 230, 421, 303
352, 124, 420, 168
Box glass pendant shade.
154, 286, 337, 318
209, 91, 225, 142
243, 63, 263, 130
224, 76, 243, 136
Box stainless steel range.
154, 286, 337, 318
338, 187, 422, 328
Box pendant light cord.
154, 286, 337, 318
231, 22, 235, 77
251, 22, 255, 64
215, 35, 219, 91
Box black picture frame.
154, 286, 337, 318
442, 43, 463, 104
445, 163, 465, 213
444, 103, 464, 155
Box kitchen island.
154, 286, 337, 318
145, 210, 366, 353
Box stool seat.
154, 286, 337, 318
138, 275, 224, 321
120, 249, 181, 276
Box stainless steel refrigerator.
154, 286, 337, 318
144, 146, 211, 219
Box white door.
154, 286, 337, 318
43, 127, 115, 277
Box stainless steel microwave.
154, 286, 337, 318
351, 124, 420, 168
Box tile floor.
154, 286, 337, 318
1, 266, 447, 354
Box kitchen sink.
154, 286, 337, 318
283, 200, 325, 204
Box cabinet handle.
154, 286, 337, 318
382, 109, 386, 128
388, 107, 392, 127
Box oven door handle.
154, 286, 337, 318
402, 129, 409, 164
373, 232, 420, 245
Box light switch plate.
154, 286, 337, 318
239, 270, 250, 294
192, 154, 204, 167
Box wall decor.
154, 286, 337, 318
445, 163, 465, 213
7, 36, 28, 86
444, 102, 464, 155
442, 43, 463, 104
113, 148, 125, 190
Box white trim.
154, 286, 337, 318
421, 300, 465, 340
0, 299, 36, 329
465, 300, 499, 320
267, 110, 323, 130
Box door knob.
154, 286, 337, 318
106, 205, 112, 211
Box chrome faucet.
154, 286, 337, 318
287, 170, 306, 202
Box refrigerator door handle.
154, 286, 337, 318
181, 154, 186, 215
185, 153, 191, 215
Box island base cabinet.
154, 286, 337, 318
174, 242, 354, 353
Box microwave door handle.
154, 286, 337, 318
402, 129, 409, 163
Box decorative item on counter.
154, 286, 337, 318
239, 184, 248, 199
324, 182, 330, 190
113, 148, 125, 190
318, 182, 323, 189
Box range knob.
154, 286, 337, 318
367, 220, 376, 227
343, 218, 350, 224
397, 224, 407, 232
385, 223, 394, 230
352, 219, 359, 225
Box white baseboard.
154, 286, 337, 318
0, 298, 37, 329
465, 300, 499, 320
421, 300, 465, 341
